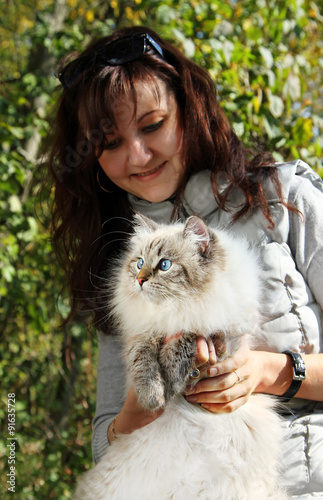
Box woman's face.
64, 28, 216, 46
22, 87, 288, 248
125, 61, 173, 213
97, 78, 185, 203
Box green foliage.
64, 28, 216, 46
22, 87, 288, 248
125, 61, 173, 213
0, 0, 322, 497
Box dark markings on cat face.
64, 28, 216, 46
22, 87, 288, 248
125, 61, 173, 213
146, 237, 163, 255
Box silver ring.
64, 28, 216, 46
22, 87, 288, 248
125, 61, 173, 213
189, 368, 200, 379
233, 370, 241, 385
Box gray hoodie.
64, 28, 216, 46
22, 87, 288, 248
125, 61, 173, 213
92, 160, 323, 497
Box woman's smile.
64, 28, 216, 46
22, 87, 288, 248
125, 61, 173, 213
132, 161, 167, 180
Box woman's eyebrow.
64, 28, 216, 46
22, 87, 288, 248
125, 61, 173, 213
137, 110, 159, 123
104, 109, 163, 135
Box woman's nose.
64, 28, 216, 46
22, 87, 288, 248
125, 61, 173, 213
127, 138, 152, 168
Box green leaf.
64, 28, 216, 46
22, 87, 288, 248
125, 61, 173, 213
292, 118, 313, 146
183, 38, 195, 58
156, 4, 177, 24
233, 121, 245, 137
222, 40, 234, 65
1, 264, 16, 282
0, 122, 25, 139
263, 116, 284, 139
283, 73, 301, 100
246, 26, 263, 41
268, 92, 284, 118
259, 46, 274, 68
17, 217, 39, 242
8, 195, 22, 213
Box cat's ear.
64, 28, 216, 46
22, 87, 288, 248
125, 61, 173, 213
183, 216, 210, 253
133, 212, 159, 232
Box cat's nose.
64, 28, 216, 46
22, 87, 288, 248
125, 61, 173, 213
137, 276, 148, 287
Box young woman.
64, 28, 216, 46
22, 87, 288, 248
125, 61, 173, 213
49, 26, 323, 497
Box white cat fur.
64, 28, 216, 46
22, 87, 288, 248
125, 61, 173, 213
74, 215, 286, 500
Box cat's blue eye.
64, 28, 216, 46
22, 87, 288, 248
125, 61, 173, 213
137, 258, 144, 269
159, 259, 172, 271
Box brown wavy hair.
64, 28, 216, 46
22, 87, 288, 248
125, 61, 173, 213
44, 25, 296, 331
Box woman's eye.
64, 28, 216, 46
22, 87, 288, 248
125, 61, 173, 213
159, 259, 172, 271
104, 138, 121, 150
137, 258, 144, 269
143, 120, 164, 133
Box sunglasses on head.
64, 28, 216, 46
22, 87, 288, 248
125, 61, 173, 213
58, 32, 164, 89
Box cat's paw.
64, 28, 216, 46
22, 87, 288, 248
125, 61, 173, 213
159, 332, 197, 401
136, 381, 165, 410
163, 378, 190, 402
127, 334, 166, 410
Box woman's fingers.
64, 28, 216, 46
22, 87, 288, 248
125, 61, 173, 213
185, 336, 258, 414
186, 370, 242, 393
201, 396, 251, 413
207, 337, 217, 365
195, 336, 218, 369
207, 335, 249, 376
195, 336, 209, 366
185, 372, 250, 413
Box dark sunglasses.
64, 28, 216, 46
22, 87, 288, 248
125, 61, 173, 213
58, 32, 164, 89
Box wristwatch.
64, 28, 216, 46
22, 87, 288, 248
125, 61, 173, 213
280, 350, 306, 402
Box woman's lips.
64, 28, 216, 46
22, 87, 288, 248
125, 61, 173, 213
132, 162, 166, 180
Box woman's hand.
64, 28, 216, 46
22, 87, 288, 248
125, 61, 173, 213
109, 386, 164, 443
184, 336, 261, 413
185, 338, 323, 409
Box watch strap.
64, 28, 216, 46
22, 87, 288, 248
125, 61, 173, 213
280, 350, 306, 403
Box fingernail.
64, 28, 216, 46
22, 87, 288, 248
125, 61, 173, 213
184, 388, 195, 396
202, 404, 210, 410
208, 367, 218, 376
186, 395, 197, 402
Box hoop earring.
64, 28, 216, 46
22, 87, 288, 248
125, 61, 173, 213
97, 169, 112, 194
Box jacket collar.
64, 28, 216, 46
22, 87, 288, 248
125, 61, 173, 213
128, 161, 302, 223
128, 170, 228, 223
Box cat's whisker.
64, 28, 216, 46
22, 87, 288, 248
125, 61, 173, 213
101, 216, 133, 229
77, 303, 112, 313
91, 230, 131, 246
71, 294, 111, 307
112, 291, 137, 310
72, 288, 109, 294
92, 289, 138, 330
90, 313, 111, 330
71, 288, 109, 296
149, 285, 190, 309
74, 298, 110, 314
152, 290, 192, 315
88, 269, 110, 286
171, 296, 191, 310
98, 238, 130, 256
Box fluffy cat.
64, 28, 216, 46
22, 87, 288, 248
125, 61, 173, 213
74, 214, 286, 500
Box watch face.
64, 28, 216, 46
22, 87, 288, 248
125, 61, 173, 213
283, 350, 306, 381
281, 350, 306, 401
293, 355, 306, 380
